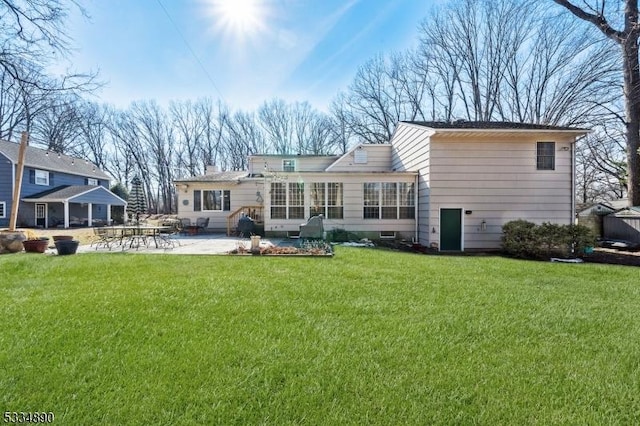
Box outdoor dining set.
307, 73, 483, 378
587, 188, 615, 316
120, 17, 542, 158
91, 221, 181, 251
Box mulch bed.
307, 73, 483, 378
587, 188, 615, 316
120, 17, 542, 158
375, 240, 640, 267
581, 248, 640, 267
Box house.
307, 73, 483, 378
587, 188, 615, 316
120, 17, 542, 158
175, 121, 588, 251
0, 139, 126, 229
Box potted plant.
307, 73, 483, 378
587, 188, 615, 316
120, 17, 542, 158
54, 238, 80, 255
52, 235, 74, 242
22, 230, 50, 253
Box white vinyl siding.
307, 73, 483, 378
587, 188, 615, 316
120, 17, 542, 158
428, 137, 573, 250
327, 144, 393, 172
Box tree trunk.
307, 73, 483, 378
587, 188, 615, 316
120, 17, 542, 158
623, 3, 640, 206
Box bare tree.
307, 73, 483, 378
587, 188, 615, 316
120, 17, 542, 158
552, 0, 640, 206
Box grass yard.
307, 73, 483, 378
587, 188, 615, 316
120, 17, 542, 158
1, 247, 639, 425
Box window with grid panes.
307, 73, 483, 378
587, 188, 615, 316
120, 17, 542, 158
270, 182, 286, 219
310, 183, 343, 219
398, 183, 415, 219
288, 182, 305, 219
363, 183, 380, 219
537, 142, 555, 170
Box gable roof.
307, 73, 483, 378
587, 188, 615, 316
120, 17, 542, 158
174, 171, 249, 183
403, 121, 589, 132
22, 185, 126, 205
0, 139, 110, 180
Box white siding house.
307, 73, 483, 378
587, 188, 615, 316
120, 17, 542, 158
391, 121, 589, 250
175, 121, 588, 250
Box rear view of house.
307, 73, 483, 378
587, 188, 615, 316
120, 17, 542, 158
175, 121, 588, 251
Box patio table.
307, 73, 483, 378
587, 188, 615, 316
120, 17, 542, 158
104, 225, 171, 249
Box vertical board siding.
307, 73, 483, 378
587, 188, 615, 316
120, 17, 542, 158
603, 216, 640, 243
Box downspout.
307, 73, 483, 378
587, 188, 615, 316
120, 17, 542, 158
414, 173, 419, 243
571, 135, 587, 225
571, 139, 576, 225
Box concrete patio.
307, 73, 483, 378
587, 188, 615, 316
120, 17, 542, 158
76, 233, 282, 255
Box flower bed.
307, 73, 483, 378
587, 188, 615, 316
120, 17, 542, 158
229, 240, 333, 256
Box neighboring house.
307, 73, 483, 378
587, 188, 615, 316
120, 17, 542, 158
175, 121, 588, 251
0, 139, 126, 229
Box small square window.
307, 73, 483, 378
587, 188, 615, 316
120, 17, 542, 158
87, 178, 99, 186
35, 170, 49, 185
537, 142, 555, 170
0, 202, 6, 218
282, 159, 296, 172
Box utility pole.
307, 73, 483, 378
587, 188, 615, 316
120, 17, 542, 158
9, 132, 29, 231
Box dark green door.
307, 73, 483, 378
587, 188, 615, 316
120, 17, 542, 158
441, 208, 462, 251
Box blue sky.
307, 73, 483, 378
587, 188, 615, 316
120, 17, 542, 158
66, 0, 435, 111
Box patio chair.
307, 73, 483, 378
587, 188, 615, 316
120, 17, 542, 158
195, 217, 209, 234
91, 227, 118, 250
179, 218, 191, 235
157, 221, 182, 249
299, 214, 324, 239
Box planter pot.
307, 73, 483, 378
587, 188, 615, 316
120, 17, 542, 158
52, 235, 74, 242
23, 238, 50, 253
54, 239, 79, 255
0, 230, 27, 254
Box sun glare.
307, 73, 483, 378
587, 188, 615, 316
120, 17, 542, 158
206, 0, 267, 40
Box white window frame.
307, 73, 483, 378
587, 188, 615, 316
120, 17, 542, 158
310, 182, 344, 219
0, 201, 6, 218
363, 182, 415, 219
35, 169, 49, 186
270, 182, 305, 219
87, 178, 99, 186
201, 190, 229, 212
537, 141, 555, 170
282, 159, 296, 172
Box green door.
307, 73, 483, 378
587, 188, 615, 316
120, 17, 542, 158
441, 208, 462, 251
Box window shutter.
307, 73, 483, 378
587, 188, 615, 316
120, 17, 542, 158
223, 190, 231, 211
194, 190, 201, 211
29, 170, 35, 184
49, 173, 54, 186
85, 178, 88, 185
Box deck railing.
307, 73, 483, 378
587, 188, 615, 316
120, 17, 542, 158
226, 205, 264, 236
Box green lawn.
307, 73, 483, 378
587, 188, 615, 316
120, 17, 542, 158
1, 248, 639, 425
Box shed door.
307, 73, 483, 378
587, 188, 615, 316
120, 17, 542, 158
441, 208, 462, 251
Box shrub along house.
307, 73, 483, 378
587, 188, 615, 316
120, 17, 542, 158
175, 121, 588, 251
0, 139, 126, 229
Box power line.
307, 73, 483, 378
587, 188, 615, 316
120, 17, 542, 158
155, 0, 226, 102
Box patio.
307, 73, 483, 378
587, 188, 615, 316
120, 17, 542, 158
77, 233, 279, 255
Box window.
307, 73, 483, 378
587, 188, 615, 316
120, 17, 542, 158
537, 142, 555, 170
363, 183, 380, 219
363, 182, 415, 219
87, 178, 99, 186
0, 202, 5, 219
271, 182, 287, 219
35, 170, 49, 186
311, 182, 343, 219
193, 190, 230, 211
282, 159, 296, 172
271, 182, 304, 219
398, 183, 415, 219
288, 182, 304, 219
